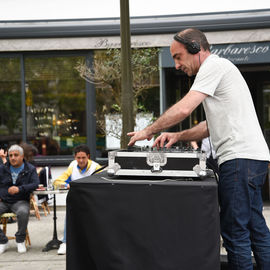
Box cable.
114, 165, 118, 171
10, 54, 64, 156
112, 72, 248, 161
206, 163, 219, 184
92, 164, 108, 175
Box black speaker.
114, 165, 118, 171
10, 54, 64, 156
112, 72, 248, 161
174, 34, 201, 54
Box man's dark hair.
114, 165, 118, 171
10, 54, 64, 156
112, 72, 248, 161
179, 28, 210, 51
74, 144, 90, 156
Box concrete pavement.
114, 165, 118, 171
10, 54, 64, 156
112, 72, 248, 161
0, 205, 66, 270
1, 200, 270, 269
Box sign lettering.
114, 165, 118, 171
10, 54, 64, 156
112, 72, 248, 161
210, 42, 270, 64
94, 38, 150, 48
160, 42, 270, 67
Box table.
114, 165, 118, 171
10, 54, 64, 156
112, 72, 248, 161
33, 189, 68, 252
66, 172, 220, 270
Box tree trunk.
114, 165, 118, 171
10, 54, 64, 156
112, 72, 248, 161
120, 0, 134, 148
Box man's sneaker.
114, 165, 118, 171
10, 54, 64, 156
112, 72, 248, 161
17, 241, 26, 253
0, 242, 8, 254
57, 242, 66, 255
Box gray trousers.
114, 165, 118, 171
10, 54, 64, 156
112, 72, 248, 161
0, 200, 30, 243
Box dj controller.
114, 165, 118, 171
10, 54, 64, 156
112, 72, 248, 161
107, 146, 209, 179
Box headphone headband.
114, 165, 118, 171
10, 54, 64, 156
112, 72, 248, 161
173, 34, 201, 55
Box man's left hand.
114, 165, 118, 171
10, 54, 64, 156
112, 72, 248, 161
127, 128, 153, 146
153, 132, 180, 148
8, 186, 20, 195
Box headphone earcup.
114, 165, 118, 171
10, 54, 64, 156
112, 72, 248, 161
173, 34, 201, 54
186, 42, 201, 54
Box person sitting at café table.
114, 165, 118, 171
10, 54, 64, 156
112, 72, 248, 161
0, 144, 39, 254
53, 144, 102, 255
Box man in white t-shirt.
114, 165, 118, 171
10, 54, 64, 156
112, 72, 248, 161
127, 28, 270, 269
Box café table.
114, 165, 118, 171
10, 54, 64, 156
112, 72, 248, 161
33, 188, 68, 252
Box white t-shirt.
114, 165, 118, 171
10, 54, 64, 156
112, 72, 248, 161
70, 159, 100, 180
201, 137, 216, 159
190, 54, 270, 165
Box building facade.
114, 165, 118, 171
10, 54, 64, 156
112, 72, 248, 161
0, 9, 270, 193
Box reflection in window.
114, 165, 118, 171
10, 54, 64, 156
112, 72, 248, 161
92, 49, 160, 151
0, 57, 21, 148
25, 56, 86, 155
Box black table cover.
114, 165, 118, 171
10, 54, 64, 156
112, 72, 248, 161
67, 172, 220, 270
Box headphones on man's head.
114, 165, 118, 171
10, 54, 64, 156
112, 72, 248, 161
174, 34, 201, 54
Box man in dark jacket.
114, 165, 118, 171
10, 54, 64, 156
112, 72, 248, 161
0, 144, 39, 254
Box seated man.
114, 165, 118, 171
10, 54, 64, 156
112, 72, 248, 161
53, 144, 102, 255
0, 144, 39, 254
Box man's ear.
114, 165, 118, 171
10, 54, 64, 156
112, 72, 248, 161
87, 154, 90, 159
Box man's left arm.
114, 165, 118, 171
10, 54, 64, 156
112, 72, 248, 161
153, 120, 209, 148
128, 90, 208, 146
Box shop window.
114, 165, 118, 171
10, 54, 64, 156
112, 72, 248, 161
91, 49, 160, 151
263, 83, 270, 147
0, 57, 22, 149
0, 50, 160, 157
25, 55, 87, 155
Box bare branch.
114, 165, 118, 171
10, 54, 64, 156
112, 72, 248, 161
75, 48, 160, 142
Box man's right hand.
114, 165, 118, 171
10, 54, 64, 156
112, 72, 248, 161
8, 186, 20, 195
153, 132, 180, 148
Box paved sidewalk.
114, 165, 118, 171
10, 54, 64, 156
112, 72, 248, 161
1, 202, 270, 269
0, 206, 66, 270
